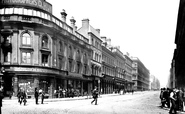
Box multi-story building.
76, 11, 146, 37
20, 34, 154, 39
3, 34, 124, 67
124, 53, 134, 92
150, 75, 160, 90
0, 0, 92, 98
170, 0, 185, 89
78, 19, 103, 90
132, 57, 150, 91
101, 36, 116, 94
112, 47, 126, 91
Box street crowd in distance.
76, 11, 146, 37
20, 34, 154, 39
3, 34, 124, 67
160, 87, 184, 114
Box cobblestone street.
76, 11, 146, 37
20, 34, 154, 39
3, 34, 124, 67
2, 91, 183, 114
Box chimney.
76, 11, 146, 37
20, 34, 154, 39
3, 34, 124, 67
96, 29, 100, 34
101, 36, 107, 46
106, 38, 111, 46
82, 18, 89, 29
70, 16, 76, 33
101, 36, 106, 43
61, 9, 67, 23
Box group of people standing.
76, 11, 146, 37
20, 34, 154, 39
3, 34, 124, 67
160, 87, 184, 114
17, 88, 45, 106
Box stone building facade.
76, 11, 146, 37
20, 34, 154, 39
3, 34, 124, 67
0, 0, 92, 98
132, 57, 150, 91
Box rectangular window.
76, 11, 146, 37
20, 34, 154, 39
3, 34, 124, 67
52, 17, 56, 23
14, 8, 18, 14
37, 11, 41, 17
23, 9, 28, 15
28, 9, 32, 16
33, 10, 36, 16
44, 13, 47, 19
18, 8, 23, 14
41, 12, 44, 18
5, 8, 13, 14
42, 54, 49, 66
22, 52, 31, 64
1, 8, 4, 14
47, 14, 51, 20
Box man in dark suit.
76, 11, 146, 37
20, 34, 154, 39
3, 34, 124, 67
34, 88, 39, 104
91, 86, 98, 105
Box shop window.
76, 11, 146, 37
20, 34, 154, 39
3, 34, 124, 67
21, 52, 31, 64
22, 33, 31, 45
42, 36, 49, 49
42, 54, 49, 66
18, 77, 34, 96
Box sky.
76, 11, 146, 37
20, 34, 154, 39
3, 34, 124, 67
47, 0, 180, 87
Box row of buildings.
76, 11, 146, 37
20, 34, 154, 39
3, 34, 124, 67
168, 0, 185, 89
0, 0, 155, 98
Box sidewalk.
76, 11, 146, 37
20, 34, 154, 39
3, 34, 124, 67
3, 91, 142, 104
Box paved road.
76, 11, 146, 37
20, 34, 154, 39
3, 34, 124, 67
2, 91, 184, 114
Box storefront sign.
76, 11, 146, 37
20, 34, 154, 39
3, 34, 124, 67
13, 67, 60, 74
1, 0, 52, 14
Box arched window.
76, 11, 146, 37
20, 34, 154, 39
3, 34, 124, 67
42, 35, 48, 48
22, 33, 31, 45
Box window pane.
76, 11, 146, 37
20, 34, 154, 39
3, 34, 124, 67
47, 15, 51, 20
37, 11, 40, 17
27, 37, 31, 45
1, 8, 4, 14
44, 13, 47, 19
14, 8, 19, 14
27, 53, 31, 63
33, 10, 36, 16
41, 12, 44, 18
5, 8, 9, 14
22, 33, 31, 45
23, 9, 27, 15
28, 9, 32, 16
9, 8, 13, 14
22, 52, 26, 63
18, 8, 23, 14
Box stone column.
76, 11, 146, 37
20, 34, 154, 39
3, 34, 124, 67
33, 77, 39, 90
49, 78, 55, 98
81, 81, 83, 96
12, 75, 18, 96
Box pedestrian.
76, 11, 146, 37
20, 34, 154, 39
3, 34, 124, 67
17, 89, 22, 103
34, 88, 39, 104
41, 90, 45, 104
91, 86, 98, 105
22, 91, 27, 106
0, 83, 4, 114
132, 89, 134, 95
169, 88, 177, 114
